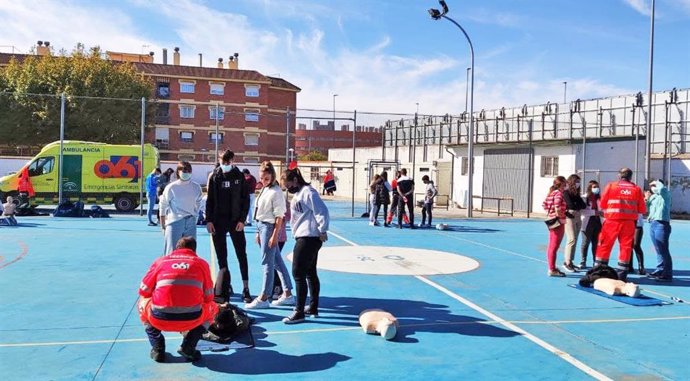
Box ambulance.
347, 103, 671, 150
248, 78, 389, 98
0, 141, 159, 212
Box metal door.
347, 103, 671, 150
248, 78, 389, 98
482, 148, 533, 212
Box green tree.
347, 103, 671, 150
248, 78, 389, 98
298, 150, 328, 161
0, 45, 154, 148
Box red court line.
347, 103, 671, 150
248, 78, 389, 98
0, 240, 29, 269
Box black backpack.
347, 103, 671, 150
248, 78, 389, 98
203, 303, 253, 343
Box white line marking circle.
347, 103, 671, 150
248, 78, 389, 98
287, 246, 480, 275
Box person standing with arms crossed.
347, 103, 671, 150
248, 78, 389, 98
206, 150, 252, 303
645, 179, 673, 282
595, 168, 646, 281
281, 168, 330, 324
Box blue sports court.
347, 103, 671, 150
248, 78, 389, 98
1, 200, 688, 380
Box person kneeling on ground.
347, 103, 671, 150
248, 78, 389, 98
138, 236, 218, 363
2, 196, 18, 226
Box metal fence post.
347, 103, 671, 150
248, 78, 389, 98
139, 97, 146, 216
58, 93, 65, 205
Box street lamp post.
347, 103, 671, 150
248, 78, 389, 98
429, 0, 475, 218
465, 67, 470, 113
332, 94, 338, 128
563, 81, 567, 104
644, 0, 656, 185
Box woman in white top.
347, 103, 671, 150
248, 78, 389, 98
159, 161, 203, 255
245, 161, 295, 309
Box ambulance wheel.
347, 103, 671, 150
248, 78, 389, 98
114, 195, 137, 212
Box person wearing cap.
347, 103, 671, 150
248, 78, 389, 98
243, 169, 258, 226
594, 168, 646, 281
645, 179, 673, 282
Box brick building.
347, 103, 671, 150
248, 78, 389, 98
0, 43, 300, 163
294, 121, 382, 157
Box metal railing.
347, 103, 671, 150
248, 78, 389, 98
472, 195, 514, 216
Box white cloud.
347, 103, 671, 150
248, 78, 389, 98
0, 0, 637, 123
622, 0, 651, 16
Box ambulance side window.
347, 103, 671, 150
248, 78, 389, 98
28, 157, 55, 177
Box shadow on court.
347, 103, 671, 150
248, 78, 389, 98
304, 296, 520, 343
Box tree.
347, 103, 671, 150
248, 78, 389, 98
298, 150, 328, 161
0, 45, 154, 148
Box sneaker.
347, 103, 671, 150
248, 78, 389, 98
576, 263, 587, 271
563, 262, 577, 273
647, 272, 662, 279
150, 347, 165, 363
271, 295, 295, 306
548, 269, 566, 277
177, 347, 201, 362
655, 276, 673, 283
242, 288, 252, 303
638, 267, 647, 275
304, 305, 319, 317
383, 223, 390, 227
245, 298, 270, 309
282, 310, 306, 324
148, 222, 157, 226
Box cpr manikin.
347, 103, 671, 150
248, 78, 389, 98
358, 309, 399, 340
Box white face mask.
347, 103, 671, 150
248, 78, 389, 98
592, 187, 600, 195
179, 172, 192, 181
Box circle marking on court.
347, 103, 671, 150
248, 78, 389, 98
288, 246, 479, 275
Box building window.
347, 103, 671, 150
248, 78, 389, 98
245, 85, 260, 97
210, 83, 224, 95
178, 154, 195, 161
180, 131, 194, 143
461, 157, 469, 176
310, 167, 320, 181
243, 156, 259, 164
209, 132, 223, 143
541, 156, 559, 177
245, 109, 260, 122
157, 83, 170, 98
244, 133, 259, 146
180, 81, 195, 93
180, 105, 195, 119
209, 106, 225, 120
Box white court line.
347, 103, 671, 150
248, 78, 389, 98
4, 315, 689, 348
329, 230, 613, 381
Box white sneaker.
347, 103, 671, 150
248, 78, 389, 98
368, 221, 376, 226
271, 295, 296, 306
244, 298, 270, 309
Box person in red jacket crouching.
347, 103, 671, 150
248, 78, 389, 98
138, 236, 218, 363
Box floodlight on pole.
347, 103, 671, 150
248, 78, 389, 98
563, 81, 567, 104
644, 0, 656, 185
429, 0, 475, 218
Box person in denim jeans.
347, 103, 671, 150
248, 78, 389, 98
159, 162, 202, 255
645, 179, 673, 282
145, 168, 161, 226
244, 161, 295, 309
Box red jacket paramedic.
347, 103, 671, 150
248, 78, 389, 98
139, 242, 216, 332
595, 168, 646, 279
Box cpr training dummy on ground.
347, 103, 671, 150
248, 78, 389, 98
593, 278, 641, 297
578, 264, 640, 298
358, 309, 399, 340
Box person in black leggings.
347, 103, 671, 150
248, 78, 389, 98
281, 168, 330, 324
629, 214, 646, 275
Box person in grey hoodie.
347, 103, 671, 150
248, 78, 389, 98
281, 168, 330, 324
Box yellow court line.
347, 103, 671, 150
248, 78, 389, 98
2, 315, 689, 348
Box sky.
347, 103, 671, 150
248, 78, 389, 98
0, 0, 689, 117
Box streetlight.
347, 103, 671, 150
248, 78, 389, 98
563, 81, 567, 104
644, 0, 656, 185
332, 94, 338, 128
465, 67, 470, 112
429, 0, 475, 218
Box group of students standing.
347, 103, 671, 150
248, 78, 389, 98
543, 167, 673, 282
368, 168, 438, 229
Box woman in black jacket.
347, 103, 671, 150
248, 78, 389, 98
562, 174, 587, 272
373, 171, 391, 227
